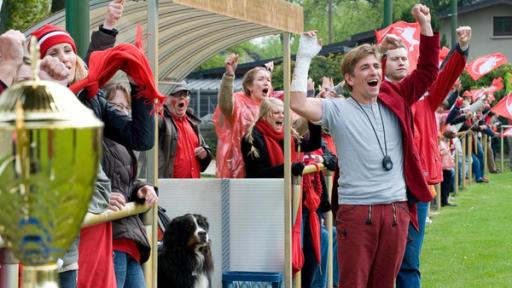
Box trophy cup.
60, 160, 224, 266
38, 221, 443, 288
0, 68, 103, 285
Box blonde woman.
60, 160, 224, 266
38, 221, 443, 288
241, 98, 321, 178
213, 53, 272, 178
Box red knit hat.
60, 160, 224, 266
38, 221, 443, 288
30, 24, 77, 58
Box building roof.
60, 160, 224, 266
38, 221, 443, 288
438, 0, 512, 19
159, 78, 243, 92
25, 0, 303, 95
188, 29, 375, 80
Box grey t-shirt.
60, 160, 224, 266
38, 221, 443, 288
321, 97, 407, 204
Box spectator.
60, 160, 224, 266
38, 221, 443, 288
140, 81, 212, 178
381, 25, 471, 288
29, 1, 155, 287
289, 4, 438, 287
214, 53, 272, 178
0, 30, 25, 92
241, 98, 321, 178
102, 83, 157, 288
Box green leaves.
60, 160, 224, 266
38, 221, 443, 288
0, 0, 51, 32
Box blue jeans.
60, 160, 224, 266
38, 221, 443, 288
113, 251, 145, 288
471, 154, 483, 181
59, 270, 77, 288
396, 201, 429, 288
311, 224, 339, 288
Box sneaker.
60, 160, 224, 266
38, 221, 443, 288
442, 202, 458, 207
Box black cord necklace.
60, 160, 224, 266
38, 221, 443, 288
352, 97, 393, 171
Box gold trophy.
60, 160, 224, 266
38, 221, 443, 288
0, 53, 103, 286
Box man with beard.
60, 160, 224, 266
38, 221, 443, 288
146, 81, 212, 178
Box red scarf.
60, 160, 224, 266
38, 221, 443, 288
255, 120, 296, 165
69, 26, 165, 112
302, 151, 323, 264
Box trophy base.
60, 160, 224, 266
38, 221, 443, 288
22, 264, 59, 288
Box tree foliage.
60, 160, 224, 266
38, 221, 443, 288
0, 0, 50, 32
271, 54, 344, 91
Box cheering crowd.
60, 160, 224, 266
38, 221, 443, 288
0, 1, 511, 287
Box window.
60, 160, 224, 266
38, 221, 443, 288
494, 16, 512, 36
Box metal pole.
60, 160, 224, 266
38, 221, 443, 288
65, 0, 90, 59
143, 1, 159, 287
282, 32, 292, 288
383, 0, 393, 27
328, 0, 333, 44
450, 0, 458, 47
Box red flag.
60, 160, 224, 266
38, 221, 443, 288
376, 21, 421, 72
491, 77, 504, 91
491, 92, 512, 120
466, 53, 508, 81
439, 46, 450, 66
465, 77, 504, 102
504, 128, 512, 137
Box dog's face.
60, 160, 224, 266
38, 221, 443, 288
164, 214, 210, 252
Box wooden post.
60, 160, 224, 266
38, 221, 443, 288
454, 150, 459, 195
468, 133, 473, 184
143, 1, 159, 287
283, 32, 293, 288
461, 134, 466, 189
501, 125, 505, 173
435, 184, 441, 211
325, 170, 335, 288
483, 134, 488, 174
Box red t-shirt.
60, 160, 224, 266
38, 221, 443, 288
172, 115, 201, 178
113, 238, 141, 263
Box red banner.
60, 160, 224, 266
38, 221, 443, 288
466, 53, 508, 81
376, 21, 421, 72
491, 92, 512, 120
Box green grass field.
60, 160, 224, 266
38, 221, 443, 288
421, 169, 512, 287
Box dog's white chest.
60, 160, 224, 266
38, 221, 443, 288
193, 273, 209, 288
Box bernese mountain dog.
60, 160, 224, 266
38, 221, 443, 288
158, 213, 213, 288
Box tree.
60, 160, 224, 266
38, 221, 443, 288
0, 0, 50, 32
271, 54, 344, 91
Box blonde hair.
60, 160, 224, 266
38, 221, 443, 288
72, 56, 88, 84
242, 67, 269, 96
245, 98, 300, 159
340, 44, 380, 91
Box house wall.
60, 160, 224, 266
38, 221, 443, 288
440, 4, 512, 61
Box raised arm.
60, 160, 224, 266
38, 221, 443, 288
85, 0, 125, 64
428, 26, 471, 111
399, 4, 440, 105
0, 30, 25, 88
290, 32, 324, 122
217, 53, 238, 119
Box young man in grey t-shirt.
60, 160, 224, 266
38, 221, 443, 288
290, 4, 438, 288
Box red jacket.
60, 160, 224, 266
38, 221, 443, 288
412, 47, 467, 184
378, 33, 439, 229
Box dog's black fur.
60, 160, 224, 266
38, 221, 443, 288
158, 213, 213, 288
